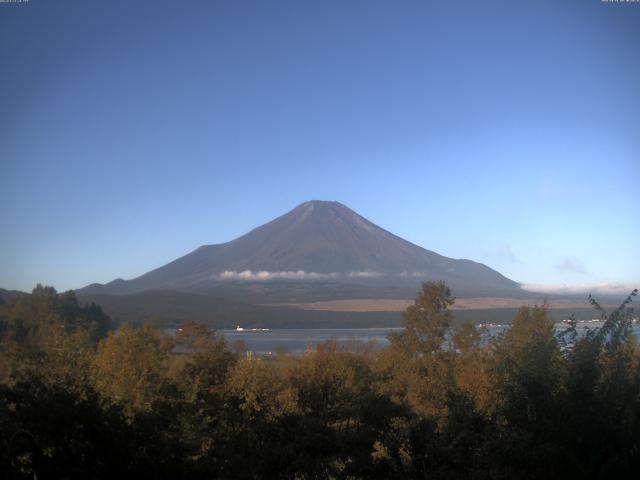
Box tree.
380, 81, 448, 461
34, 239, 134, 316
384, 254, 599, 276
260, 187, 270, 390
451, 322, 491, 410
398, 280, 455, 355
0, 286, 112, 393
559, 290, 640, 477
92, 322, 174, 416
489, 305, 567, 477
377, 281, 456, 418
2, 285, 110, 348
174, 320, 236, 402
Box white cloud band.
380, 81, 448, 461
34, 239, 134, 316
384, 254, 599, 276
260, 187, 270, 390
215, 270, 390, 281
217, 270, 340, 281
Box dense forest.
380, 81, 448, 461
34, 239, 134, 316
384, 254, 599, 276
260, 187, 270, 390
1, 282, 638, 479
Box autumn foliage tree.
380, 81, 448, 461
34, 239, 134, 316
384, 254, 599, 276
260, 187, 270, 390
0, 283, 639, 479
92, 322, 174, 416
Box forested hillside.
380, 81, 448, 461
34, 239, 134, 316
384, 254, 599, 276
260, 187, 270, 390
1, 283, 638, 479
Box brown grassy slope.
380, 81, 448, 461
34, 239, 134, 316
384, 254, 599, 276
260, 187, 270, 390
278, 297, 614, 312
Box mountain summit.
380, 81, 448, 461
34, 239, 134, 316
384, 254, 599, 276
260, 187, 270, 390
80, 201, 522, 299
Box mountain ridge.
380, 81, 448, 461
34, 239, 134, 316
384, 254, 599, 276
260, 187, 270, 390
79, 200, 522, 299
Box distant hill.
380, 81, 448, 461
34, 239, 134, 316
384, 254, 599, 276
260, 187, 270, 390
79, 200, 524, 301
0, 288, 28, 303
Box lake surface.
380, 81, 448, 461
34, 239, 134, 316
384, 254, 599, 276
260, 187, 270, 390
217, 322, 640, 355
219, 327, 401, 355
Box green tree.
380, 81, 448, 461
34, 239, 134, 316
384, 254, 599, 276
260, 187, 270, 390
1, 286, 112, 392
489, 305, 567, 477
377, 281, 455, 418
559, 290, 640, 478
399, 280, 455, 355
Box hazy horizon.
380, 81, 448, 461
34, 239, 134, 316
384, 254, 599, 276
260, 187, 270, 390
1, 0, 638, 294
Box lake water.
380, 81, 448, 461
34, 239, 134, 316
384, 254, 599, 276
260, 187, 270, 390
217, 322, 640, 355
219, 327, 401, 355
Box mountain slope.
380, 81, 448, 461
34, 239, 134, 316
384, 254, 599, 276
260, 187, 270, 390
75, 290, 402, 329
79, 201, 522, 299
0, 288, 28, 303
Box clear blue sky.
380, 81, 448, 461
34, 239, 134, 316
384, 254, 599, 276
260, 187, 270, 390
1, 0, 638, 294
